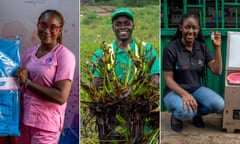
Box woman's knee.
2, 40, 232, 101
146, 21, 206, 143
194, 86, 224, 113
212, 97, 224, 113
164, 92, 183, 109
203, 97, 224, 113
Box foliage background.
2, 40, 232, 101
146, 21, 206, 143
80, 0, 159, 143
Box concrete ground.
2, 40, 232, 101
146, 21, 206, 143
161, 112, 240, 144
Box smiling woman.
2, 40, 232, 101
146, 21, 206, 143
15, 9, 76, 144
179, 16, 200, 48
0, 0, 79, 143
162, 13, 224, 132
37, 10, 64, 47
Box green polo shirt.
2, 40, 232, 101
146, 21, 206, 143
91, 40, 160, 81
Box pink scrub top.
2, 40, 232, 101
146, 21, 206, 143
20, 44, 76, 132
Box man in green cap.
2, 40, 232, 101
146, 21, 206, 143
92, 7, 159, 82
90, 7, 160, 143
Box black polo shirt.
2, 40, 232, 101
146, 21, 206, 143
163, 38, 214, 96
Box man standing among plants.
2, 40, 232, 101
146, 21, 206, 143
90, 7, 160, 144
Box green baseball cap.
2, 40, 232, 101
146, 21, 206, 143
111, 7, 134, 22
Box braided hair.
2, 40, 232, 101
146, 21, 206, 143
172, 13, 208, 86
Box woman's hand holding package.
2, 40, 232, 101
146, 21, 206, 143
211, 31, 221, 49
15, 67, 29, 85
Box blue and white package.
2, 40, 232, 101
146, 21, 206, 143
0, 37, 20, 136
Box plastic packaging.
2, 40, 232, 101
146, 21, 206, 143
0, 37, 20, 136
211, 32, 214, 40
227, 72, 240, 85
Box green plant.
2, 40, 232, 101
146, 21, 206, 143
80, 5, 160, 144
81, 39, 159, 144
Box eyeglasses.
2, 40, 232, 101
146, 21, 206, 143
113, 21, 133, 28
37, 22, 61, 32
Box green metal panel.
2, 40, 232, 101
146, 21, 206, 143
215, 0, 219, 28
221, 0, 240, 28
161, 0, 240, 111
163, 0, 168, 28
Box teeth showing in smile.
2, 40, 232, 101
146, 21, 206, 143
120, 31, 127, 35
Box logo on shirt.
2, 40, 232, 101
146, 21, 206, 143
46, 57, 53, 65
198, 59, 204, 66
176, 65, 189, 70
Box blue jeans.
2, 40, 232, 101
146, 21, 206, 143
164, 86, 224, 120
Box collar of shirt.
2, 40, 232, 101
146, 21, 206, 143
176, 38, 201, 53
112, 40, 136, 54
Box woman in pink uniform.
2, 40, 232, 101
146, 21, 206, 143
15, 9, 76, 144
